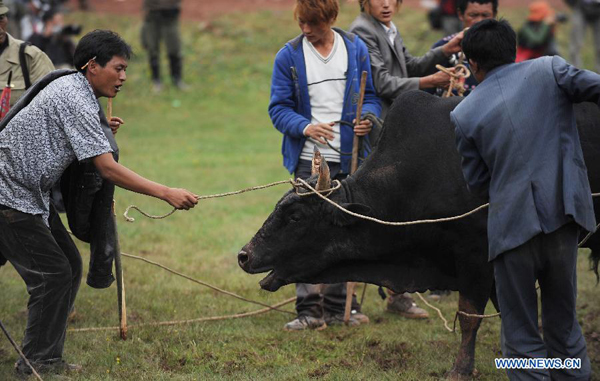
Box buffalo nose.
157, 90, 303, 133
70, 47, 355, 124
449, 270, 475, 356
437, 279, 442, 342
238, 250, 250, 269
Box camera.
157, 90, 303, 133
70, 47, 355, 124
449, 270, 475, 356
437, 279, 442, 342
555, 13, 568, 24
61, 24, 82, 36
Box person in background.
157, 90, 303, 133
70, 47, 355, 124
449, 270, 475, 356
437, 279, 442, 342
566, 0, 600, 72
19, 0, 44, 41
0, 0, 53, 108
439, 0, 461, 35
269, 0, 381, 331
141, 0, 186, 92
452, 19, 597, 380
516, 1, 560, 62
430, 0, 497, 97
28, 7, 78, 69
4, 0, 26, 38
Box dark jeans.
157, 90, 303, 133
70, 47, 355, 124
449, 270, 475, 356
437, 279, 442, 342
294, 159, 360, 317
0, 204, 82, 364
494, 223, 591, 381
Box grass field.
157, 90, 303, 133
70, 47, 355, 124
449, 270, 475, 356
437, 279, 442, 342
1, 3, 599, 380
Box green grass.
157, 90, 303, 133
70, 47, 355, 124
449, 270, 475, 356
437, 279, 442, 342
1, 4, 599, 380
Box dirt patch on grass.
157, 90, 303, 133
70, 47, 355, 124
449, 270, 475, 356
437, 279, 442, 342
364, 340, 410, 372
308, 363, 331, 378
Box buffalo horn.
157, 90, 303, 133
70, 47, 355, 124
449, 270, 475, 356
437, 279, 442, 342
311, 146, 322, 176
316, 155, 331, 191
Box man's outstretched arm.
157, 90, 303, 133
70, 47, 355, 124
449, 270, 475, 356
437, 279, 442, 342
92, 153, 198, 210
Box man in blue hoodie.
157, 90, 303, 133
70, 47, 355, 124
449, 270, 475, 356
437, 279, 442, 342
268, 0, 381, 331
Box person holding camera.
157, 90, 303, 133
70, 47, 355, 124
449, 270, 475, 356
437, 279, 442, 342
28, 7, 79, 69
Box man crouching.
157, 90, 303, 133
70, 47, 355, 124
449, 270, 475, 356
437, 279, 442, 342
0, 30, 198, 376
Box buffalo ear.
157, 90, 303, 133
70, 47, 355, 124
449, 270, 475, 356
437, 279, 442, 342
331, 203, 372, 227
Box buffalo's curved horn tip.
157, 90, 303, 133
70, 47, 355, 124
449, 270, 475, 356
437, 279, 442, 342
311, 146, 322, 176
316, 156, 331, 191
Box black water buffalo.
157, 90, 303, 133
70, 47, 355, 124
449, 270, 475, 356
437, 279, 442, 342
238, 90, 600, 378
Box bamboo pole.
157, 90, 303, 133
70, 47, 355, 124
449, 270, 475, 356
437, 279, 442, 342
345, 71, 368, 324
108, 98, 128, 340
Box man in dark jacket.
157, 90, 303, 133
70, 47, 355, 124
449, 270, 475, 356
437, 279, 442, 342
452, 19, 597, 380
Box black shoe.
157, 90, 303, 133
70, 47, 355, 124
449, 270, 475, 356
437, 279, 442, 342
15, 359, 82, 376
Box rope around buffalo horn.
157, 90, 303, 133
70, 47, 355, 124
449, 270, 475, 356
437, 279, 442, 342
123, 177, 600, 243
123, 179, 293, 222
297, 177, 492, 226
123, 179, 342, 222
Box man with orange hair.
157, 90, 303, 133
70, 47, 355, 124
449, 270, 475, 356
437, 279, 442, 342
269, 0, 381, 331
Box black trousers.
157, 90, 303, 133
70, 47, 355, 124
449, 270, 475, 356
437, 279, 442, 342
294, 159, 359, 317
494, 223, 591, 380
0, 204, 82, 364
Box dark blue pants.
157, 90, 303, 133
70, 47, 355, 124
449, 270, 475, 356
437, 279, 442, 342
0, 204, 82, 364
494, 223, 591, 380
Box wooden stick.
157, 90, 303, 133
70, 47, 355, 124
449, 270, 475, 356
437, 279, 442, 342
114, 217, 128, 340
350, 71, 368, 174
0, 319, 44, 381
107, 99, 128, 340
345, 71, 368, 324
107, 98, 113, 121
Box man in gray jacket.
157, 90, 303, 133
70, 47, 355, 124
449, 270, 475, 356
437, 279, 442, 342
349, 0, 463, 119
349, 0, 463, 318
452, 19, 597, 380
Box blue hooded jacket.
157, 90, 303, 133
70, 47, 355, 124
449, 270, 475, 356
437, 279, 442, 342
268, 28, 381, 174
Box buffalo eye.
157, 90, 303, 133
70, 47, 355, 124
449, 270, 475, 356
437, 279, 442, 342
289, 214, 302, 223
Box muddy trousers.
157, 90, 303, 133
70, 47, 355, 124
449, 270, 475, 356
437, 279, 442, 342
494, 223, 591, 381
0, 204, 82, 365
293, 159, 360, 318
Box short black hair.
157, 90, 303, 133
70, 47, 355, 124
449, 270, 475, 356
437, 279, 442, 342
42, 8, 59, 24
73, 30, 132, 73
457, 0, 498, 15
462, 19, 516, 73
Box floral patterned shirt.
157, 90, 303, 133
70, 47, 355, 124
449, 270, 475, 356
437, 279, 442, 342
0, 72, 112, 225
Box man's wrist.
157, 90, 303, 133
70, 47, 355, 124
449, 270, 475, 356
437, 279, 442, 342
442, 44, 451, 57
303, 124, 311, 137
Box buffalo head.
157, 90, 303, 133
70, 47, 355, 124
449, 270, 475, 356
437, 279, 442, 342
238, 149, 372, 291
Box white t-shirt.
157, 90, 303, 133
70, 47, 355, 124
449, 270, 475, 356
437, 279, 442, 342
300, 31, 348, 164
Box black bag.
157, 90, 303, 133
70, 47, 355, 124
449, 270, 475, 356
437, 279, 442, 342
428, 6, 443, 31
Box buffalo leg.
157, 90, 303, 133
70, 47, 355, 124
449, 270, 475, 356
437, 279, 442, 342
448, 292, 488, 378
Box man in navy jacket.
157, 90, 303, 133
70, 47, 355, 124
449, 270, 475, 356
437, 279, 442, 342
452, 19, 598, 380
268, 0, 380, 331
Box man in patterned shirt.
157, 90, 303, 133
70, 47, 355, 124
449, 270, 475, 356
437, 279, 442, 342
0, 29, 198, 377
